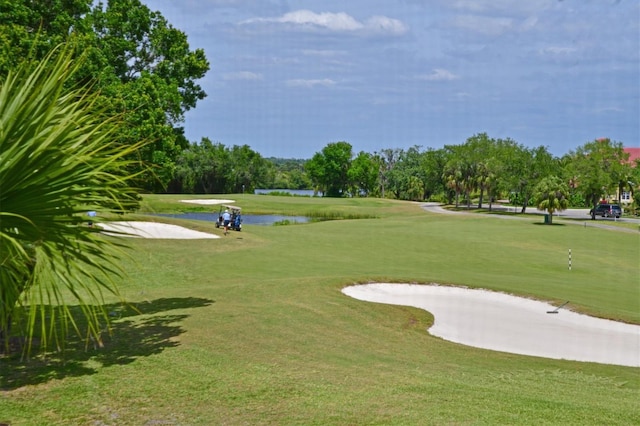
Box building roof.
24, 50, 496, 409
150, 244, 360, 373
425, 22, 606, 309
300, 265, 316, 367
624, 147, 640, 163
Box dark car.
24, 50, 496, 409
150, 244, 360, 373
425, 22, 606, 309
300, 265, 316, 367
589, 203, 622, 219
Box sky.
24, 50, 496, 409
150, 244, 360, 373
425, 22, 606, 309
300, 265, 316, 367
141, 0, 639, 159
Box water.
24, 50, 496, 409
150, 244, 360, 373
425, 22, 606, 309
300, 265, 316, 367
152, 213, 310, 225
254, 189, 319, 197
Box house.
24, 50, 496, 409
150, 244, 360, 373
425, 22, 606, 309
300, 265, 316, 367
617, 147, 640, 205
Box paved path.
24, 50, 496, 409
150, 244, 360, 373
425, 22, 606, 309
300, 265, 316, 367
421, 202, 640, 234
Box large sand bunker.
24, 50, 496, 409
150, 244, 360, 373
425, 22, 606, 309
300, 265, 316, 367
343, 283, 639, 367
99, 221, 219, 239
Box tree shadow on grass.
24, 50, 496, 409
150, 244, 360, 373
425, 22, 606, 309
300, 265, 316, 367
0, 297, 213, 390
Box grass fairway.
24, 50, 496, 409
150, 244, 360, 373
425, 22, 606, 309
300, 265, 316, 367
1, 195, 639, 425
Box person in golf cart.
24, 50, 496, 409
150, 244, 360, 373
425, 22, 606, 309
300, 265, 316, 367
215, 205, 242, 232
222, 209, 231, 234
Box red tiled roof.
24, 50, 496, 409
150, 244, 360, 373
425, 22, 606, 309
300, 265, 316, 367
624, 147, 640, 163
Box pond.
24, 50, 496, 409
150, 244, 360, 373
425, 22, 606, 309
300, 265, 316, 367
152, 213, 311, 226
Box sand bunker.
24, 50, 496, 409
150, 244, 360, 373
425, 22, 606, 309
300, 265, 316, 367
179, 199, 235, 205
343, 283, 640, 367
99, 221, 219, 239
97, 199, 234, 239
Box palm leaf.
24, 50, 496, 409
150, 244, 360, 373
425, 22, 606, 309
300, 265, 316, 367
0, 44, 148, 354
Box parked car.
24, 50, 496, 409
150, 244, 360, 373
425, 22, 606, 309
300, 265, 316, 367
589, 204, 622, 219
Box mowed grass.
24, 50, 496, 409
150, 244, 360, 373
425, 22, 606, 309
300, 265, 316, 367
1, 195, 639, 425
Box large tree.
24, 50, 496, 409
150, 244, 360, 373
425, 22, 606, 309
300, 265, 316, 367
533, 176, 570, 224
348, 151, 378, 197
0, 45, 145, 353
0, 0, 210, 192
564, 138, 629, 208
503, 144, 556, 213
443, 144, 475, 208
420, 148, 448, 202
306, 142, 353, 197
385, 146, 433, 201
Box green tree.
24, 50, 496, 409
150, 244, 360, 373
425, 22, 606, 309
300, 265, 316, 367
227, 144, 271, 193
533, 176, 570, 224
420, 148, 447, 201
461, 133, 492, 208
627, 158, 640, 213
173, 138, 229, 194
443, 161, 464, 207
306, 142, 353, 197
265, 158, 310, 190
0, 0, 92, 75
374, 148, 402, 198
503, 144, 555, 213
0, 0, 210, 192
0, 46, 145, 352
386, 146, 427, 201
564, 138, 628, 208
348, 151, 378, 197
443, 144, 475, 208
173, 140, 269, 194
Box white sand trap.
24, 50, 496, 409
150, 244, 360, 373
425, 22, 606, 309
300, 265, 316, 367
179, 199, 235, 205
343, 283, 640, 367
99, 221, 219, 239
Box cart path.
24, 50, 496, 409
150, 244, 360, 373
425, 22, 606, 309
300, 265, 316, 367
421, 202, 639, 233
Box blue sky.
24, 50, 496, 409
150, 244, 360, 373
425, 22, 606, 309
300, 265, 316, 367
142, 0, 639, 159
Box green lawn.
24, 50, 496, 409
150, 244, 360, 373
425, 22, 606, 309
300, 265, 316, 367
1, 195, 639, 425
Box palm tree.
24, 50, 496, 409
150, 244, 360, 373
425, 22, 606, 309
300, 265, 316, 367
0, 45, 145, 354
533, 176, 570, 225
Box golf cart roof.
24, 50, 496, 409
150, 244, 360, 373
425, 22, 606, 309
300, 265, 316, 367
222, 204, 241, 211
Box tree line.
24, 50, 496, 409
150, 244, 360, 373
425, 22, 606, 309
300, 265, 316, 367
302, 136, 639, 212
168, 134, 638, 215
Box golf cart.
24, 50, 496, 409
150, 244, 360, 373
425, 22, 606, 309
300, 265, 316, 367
215, 205, 242, 231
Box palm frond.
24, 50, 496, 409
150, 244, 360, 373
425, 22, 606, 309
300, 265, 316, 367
0, 44, 148, 354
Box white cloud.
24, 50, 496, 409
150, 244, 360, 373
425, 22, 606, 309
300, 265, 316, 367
278, 10, 363, 31
417, 68, 459, 81
364, 15, 409, 35
241, 9, 408, 35
222, 71, 263, 81
286, 78, 337, 88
